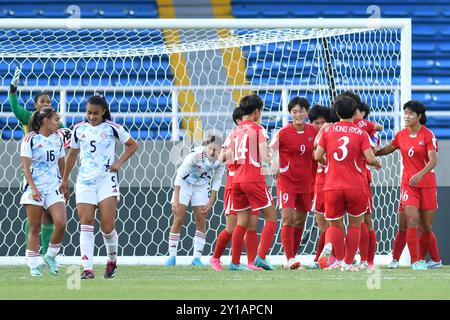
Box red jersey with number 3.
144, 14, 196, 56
318, 121, 372, 190
270, 123, 317, 193
392, 126, 438, 188
229, 120, 268, 183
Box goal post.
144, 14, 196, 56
0, 18, 411, 265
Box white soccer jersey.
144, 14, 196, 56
70, 120, 131, 185
174, 146, 225, 191
20, 132, 65, 194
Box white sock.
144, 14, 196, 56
26, 250, 40, 269
80, 225, 95, 271
102, 229, 118, 263
193, 230, 206, 259
168, 232, 180, 257
46, 242, 61, 258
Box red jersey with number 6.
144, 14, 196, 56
270, 123, 317, 193
229, 120, 268, 184
318, 121, 372, 190
392, 126, 438, 188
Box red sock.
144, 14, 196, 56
281, 226, 295, 260
368, 230, 377, 264
292, 226, 304, 256
245, 230, 258, 264
392, 230, 406, 261
419, 231, 432, 260
359, 223, 369, 262
406, 228, 419, 263
231, 224, 246, 265
429, 232, 441, 262
314, 232, 326, 262
324, 226, 345, 261
213, 229, 232, 259
345, 226, 361, 265
257, 220, 277, 259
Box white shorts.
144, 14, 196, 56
171, 179, 210, 207
20, 188, 65, 210
75, 172, 120, 205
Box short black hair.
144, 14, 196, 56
288, 96, 310, 113
232, 107, 244, 125
340, 91, 362, 108
403, 100, 427, 125
358, 102, 371, 119
333, 95, 358, 120
239, 94, 263, 115
327, 107, 340, 123
308, 104, 329, 122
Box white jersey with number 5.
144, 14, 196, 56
20, 132, 65, 194
70, 120, 131, 185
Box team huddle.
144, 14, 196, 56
12, 63, 442, 277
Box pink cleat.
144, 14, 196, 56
247, 262, 263, 270
368, 262, 375, 271
210, 257, 223, 271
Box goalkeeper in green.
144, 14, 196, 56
9, 66, 65, 255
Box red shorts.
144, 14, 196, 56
399, 185, 438, 212
223, 188, 236, 215
277, 187, 311, 212
312, 190, 325, 215
232, 182, 274, 215
324, 189, 369, 220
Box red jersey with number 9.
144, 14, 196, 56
318, 121, 372, 190
392, 126, 438, 188
229, 120, 268, 183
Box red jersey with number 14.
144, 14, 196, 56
270, 123, 317, 193
318, 121, 372, 190
229, 120, 268, 184
392, 126, 438, 188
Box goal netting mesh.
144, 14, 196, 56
0, 23, 404, 264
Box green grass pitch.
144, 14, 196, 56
1, 265, 449, 300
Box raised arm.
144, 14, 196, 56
9, 67, 33, 126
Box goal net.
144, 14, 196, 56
0, 19, 411, 265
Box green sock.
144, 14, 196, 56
40, 223, 55, 255
25, 219, 29, 248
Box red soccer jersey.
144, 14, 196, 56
392, 126, 438, 188
354, 118, 376, 138
222, 132, 236, 190
315, 162, 327, 187
318, 121, 372, 190
229, 120, 268, 183
270, 123, 317, 193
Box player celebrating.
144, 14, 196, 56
228, 94, 277, 271
315, 95, 381, 271
60, 95, 139, 279
20, 108, 67, 276
306, 104, 331, 269
376, 100, 440, 270
270, 97, 317, 269
166, 133, 225, 267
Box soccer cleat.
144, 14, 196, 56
254, 256, 276, 271
104, 261, 117, 279
284, 258, 301, 270
247, 262, 263, 270
326, 260, 344, 271
229, 263, 250, 271
44, 254, 59, 276
341, 263, 361, 272
368, 262, 375, 271
411, 260, 427, 270
359, 261, 369, 270
427, 260, 443, 269
387, 259, 399, 269
209, 257, 223, 271
165, 256, 176, 267
191, 258, 204, 267
30, 266, 43, 277
304, 261, 320, 270
80, 269, 95, 279
317, 243, 333, 269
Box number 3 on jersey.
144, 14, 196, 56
333, 136, 349, 161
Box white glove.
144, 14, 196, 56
11, 66, 21, 88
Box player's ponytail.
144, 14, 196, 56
29, 107, 55, 133
403, 100, 427, 125
87, 94, 111, 121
